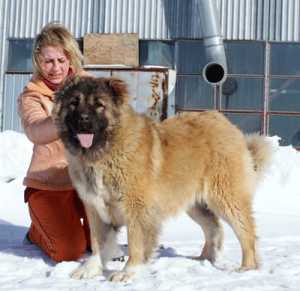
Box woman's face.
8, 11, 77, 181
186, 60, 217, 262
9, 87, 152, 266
39, 45, 70, 84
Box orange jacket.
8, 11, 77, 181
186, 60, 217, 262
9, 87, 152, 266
18, 76, 73, 191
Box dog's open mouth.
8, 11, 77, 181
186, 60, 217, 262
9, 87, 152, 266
77, 133, 94, 148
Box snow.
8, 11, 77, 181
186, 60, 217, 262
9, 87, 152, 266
1, 130, 300, 290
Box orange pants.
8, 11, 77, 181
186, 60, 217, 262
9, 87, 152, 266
25, 188, 90, 262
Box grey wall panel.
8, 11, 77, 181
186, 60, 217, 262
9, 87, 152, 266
268, 0, 300, 41
220, 0, 300, 41
7, 0, 97, 38
100, 0, 300, 41
102, 0, 167, 38
3, 74, 32, 132
4, 0, 300, 41
0, 0, 9, 119
219, 0, 258, 40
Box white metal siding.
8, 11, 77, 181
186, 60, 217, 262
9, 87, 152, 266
0, 0, 9, 117
3, 0, 300, 41
3, 74, 32, 132
219, 0, 300, 41
6, 0, 98, 38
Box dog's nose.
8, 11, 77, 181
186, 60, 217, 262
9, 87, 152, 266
80, 113, 90, 123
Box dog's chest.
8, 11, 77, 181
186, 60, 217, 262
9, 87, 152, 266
74, 165, 105, 198
69, 161, 124, 226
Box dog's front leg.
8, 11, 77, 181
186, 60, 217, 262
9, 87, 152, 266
110, 220, 145, 283
71, 203, 103, 279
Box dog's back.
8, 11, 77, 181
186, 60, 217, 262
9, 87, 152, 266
150, 111, 257, 202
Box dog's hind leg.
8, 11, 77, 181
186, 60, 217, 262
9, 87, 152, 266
187, 204, 224, 264
212, 194, 259, 271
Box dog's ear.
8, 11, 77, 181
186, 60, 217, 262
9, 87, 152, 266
105, 78, 129, 105
53, 75, 82, 120
55, 75, 81, 102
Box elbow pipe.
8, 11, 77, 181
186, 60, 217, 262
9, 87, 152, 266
198, 0, 227, 85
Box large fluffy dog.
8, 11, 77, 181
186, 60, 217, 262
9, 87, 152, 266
53, 76, 272, 282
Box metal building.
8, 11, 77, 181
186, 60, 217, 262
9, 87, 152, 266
1, 0, 300, 147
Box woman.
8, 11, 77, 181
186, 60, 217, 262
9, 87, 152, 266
18, 23, 91, 262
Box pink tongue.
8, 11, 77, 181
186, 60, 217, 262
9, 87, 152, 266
77, 134, 94, 148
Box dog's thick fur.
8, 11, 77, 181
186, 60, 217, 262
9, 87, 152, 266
53, 76, 272, 282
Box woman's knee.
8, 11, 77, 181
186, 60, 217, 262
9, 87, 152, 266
49, 232, 87, 262
30, 226, 88, 262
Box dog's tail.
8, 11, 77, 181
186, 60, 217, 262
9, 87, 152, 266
245, 133, 273, 182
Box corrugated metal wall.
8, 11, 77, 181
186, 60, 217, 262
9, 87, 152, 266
3, 74, 32, 132
0, 0, 8, 119
6, 0, 100, 38
220, 0, 300, 41
4, 0, 300, 40
2, 0, 300, 131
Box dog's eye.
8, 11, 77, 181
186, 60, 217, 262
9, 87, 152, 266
94, 100, 105, 109
70, 98, 79, 107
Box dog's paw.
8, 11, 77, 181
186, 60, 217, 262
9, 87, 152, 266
71, 264, 102, 279
236, 265, 259, 272
70, 255, 103, 279
109, 271, 134, 283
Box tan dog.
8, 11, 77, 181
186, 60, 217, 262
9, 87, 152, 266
53, 76, 272, 282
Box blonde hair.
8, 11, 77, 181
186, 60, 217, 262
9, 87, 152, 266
33, 22, 83, 77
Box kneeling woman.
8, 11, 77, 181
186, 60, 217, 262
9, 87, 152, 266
18, 23, 91, 262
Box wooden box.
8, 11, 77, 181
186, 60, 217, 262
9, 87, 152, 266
83, 33, 139, 67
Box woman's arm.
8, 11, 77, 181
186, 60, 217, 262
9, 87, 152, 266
18, 93, 59, 145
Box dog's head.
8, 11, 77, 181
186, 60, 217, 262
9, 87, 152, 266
53, 76, 129, 156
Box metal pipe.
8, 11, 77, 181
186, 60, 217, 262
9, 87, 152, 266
198, 0, 227, 85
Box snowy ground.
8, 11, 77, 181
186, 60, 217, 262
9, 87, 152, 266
1, 130, 300, 291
